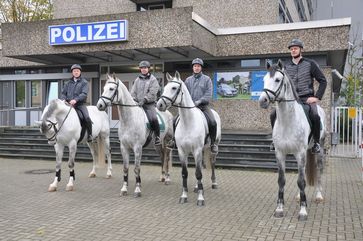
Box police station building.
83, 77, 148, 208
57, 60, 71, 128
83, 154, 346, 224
0, 0, 351, 131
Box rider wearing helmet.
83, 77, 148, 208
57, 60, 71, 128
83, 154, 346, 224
270, 39, 327, 154
61, 64, 93, 142
130, 60, 161, 146
168, 58, 218, 153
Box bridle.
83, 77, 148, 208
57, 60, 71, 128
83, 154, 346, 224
160, 80, 195, 109
99, 79, 139, 107
262, 69, 295, 103
45, 105, 72, 142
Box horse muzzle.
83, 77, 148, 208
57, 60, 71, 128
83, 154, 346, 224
259, 94, 270, 109
96, 99, 107, 111
156, 99, 167, 112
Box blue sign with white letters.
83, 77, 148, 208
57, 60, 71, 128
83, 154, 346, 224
49, 20, 128, 45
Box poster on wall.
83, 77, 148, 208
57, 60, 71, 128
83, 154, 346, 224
213, 71, 267, 100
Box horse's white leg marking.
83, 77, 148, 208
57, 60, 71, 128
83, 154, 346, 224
104, 137, 112, 178
120, 145, 129, 196
274, 151, 286, 217
66, 141, 77, 191
49, 143, 64, 192
315, 150, 324, 203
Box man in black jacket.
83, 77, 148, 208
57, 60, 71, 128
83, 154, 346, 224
61, 64, 93, 142
270, 39, 327, 154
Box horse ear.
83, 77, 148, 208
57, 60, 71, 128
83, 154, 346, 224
112, 73, 116, 80
166, 72, 173, 82
175, 71, 181, 80
277, 59, 284, 69
266, 61, 271, 70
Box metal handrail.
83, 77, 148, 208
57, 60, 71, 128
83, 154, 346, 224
0, 107, 42, 126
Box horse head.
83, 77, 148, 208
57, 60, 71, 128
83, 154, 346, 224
97, 74, 119, 111
157, 71, 183, 111
259, 60, 288, 109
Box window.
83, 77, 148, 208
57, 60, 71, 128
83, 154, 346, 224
31, 80, 42, 107
16, 80, 26, 108
137, 1, 172, 11
241, 59, 261, 68
47, 81, 59, 104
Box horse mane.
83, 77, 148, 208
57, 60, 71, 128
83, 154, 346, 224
269, 63, 301, 103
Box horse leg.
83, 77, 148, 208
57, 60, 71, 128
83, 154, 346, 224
297, 152, 308, 221
157, 144, 166, 183
48, 143, 64, 192
66, 142, 77, 191
133, 146, 142, 198
179, 150, 188, 204
315, 148, 324, 203
194, 149, 205, 206
104, 136, 112, 178
162, 147, 172, 185
211, 152, 218, 189
274, 152, 286, 217
88, 142, 98, 178
120, 146, 129, 196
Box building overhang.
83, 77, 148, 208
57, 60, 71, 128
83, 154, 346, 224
1, 7, 350, 74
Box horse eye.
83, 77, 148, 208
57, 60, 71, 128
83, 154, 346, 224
172, 87, 177, 90
109, 88, 114, 91
275, 78, 281, 83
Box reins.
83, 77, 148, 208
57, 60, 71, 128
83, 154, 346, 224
262, 70, 296, 103
99, 79, 140, 107
46, 104, 73, 142
160, 80, 196, 109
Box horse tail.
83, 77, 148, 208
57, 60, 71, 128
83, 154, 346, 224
305, 150, 317, 186
97, 136, 105, 168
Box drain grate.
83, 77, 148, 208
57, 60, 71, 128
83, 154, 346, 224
25, 169, 55, 174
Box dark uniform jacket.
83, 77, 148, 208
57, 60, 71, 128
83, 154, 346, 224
61, 77, 89, 106
285, 57, 327, 100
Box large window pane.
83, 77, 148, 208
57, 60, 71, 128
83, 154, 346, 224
48, 81, 58, 104
16, 80, 26, 107
31, 80, 42, 107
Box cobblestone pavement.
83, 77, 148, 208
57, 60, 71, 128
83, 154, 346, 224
0, 157, 362, 240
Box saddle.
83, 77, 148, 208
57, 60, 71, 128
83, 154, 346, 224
74, 108, 90, 143
142, 110, 165, 147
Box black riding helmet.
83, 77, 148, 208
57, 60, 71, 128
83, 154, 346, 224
288, 39, 304, 49
192, 58, 204, 67
70, 64, 82, 71
139, 60, 151, 68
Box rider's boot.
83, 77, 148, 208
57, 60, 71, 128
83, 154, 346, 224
270, 142, 275, 151
85, 118, 93, 142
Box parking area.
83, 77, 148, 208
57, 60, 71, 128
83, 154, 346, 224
0, 157, 362, 240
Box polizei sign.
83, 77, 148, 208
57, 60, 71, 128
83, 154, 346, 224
49, 20, 128, 45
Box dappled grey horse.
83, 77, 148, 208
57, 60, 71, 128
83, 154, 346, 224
259, 60, 326, 221
36, 99, 112, 192
157, 71, 221, 206
97, 74, 173, 197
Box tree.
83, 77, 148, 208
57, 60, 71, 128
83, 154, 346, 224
0, 0, 53, 23
339, 27, 363, 106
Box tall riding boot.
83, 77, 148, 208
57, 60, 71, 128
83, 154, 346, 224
85, 117, 93, 142
209, 124, 218, 154
311, 118, 321, 154
151, 118, 161, 146
167, 117, 178, 150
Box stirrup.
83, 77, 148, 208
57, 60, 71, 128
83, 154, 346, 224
311, 143, 321, 154
87, 135, 93, 142
154, 137, 161, 146
211, 144, 218, 154
166, 140, 176, 150
270, 142, 275, 151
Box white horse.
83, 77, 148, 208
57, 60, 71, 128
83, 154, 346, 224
259, 60, 326, 221
156, 71, 221, 206
96, 74, 173, 197
35, 99, 112, 192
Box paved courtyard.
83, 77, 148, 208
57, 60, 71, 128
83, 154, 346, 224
0, 157, 362, 240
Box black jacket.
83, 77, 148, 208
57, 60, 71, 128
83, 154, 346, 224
285, 57, 327, 100
61, 76, 89, 105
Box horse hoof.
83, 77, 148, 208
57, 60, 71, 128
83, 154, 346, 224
164, 180, 170, 185
179, 197, 188, 204
298, 214, 308, 221
315, 197, 324, 203
66, 185, 74, 191
106, 174, 112, 179
134, 192, 141, 198
193, 187, 198, 193
197, 200, 205, 206
274, 211, 284, 218
212, 184, 218, 189
159, 177, 165, 182
48, 186, 57, 192
88, 173, 96, 178
120, 191, 128, 196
